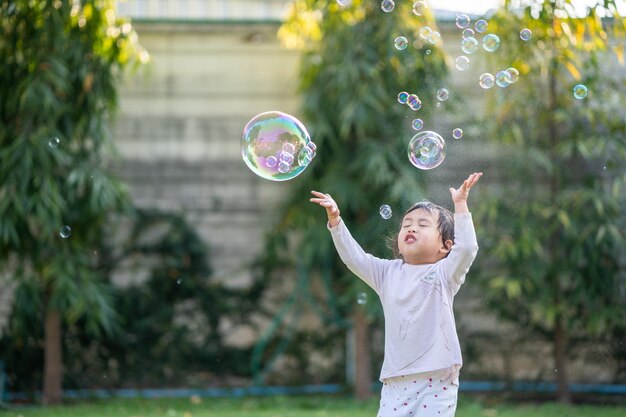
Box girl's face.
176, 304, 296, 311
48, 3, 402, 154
397, 208, 451, 265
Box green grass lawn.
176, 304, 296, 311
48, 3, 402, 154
3, 395, 625, 417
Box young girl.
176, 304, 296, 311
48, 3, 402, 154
310, 172, 482, 417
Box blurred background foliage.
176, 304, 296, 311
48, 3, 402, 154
471, 0, 626, 403
0, 0, 624, 405
0, 0, 148, 404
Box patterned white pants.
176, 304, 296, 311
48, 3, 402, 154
377, 368, 459, 417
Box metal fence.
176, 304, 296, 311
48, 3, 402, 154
115, 0, 293, 21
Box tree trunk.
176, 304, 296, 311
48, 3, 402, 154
547, 52, 570, 405
353, 308, 372, 400
554, 314, 571, 404
43, 309, 63, 405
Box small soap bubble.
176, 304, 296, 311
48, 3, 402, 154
412, 1, 427, 16
419, 26, 433, 40
176, 279, 182, 285
336, 0, 352, 6
412, 119, 424, 130
479, 73, 495, 89
407, 131, 446, 170
394, 36, 408, 50
297, 142, 316, 167
520, 28, 532, 41
425, 49, 431, 55
482, 34, 500, 52
495, 70, 512, 87
357, 292, 368, 305
381, 0, 395, 13
474, 19, 488, 33
408, 94, 422, 110
452, 128, 463, 139
462, 28, 475, 39
379, 205, 392, 220
398, 91, 409, 104
436, 88, 449, 102
455, 55, 470, 71
266, 155, 277, 168
59, 225, 72, 238
573, 84, 588, 99
241, 111, 316, 181
48, 137, 60, 148
506, 67, 519, 83
428, 31, 442, 45
461, 37, 479, 54
456, 13, 470, 29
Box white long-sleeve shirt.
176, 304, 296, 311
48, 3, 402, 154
328, 213, 478, 381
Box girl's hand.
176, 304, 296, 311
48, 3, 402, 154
449, 172, 483, 212
310, 190, 341, 227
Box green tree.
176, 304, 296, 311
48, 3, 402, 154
254, 0, 449, 398
0, 0, 147, 404
474, 0, 626, 403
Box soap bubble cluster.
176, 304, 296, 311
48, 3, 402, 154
241, 111, 317, 181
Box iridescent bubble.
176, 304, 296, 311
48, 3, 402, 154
266, 155, 277, 168
59, 225, 72, 239
336, 0, 352, 6
474, 19, 488, 33
462, 28, 475, 39
425, 49, 431, 55
297, 142, 316, 167
495, 70, 512, 87
456, 13, 470, 29
412, 1, 427, 16
379, 204, 392, 220
455, 55, 470, 71
394, 36, 408, 50
381, 0, 395, 13
482, 34, 500, 52
398, 91, 409, 104
407, 131, 446, 170
479, 73, 495, 89
283, 142, 296, 154
452, 128, 463, 139
241, 111, 316, 181
428, 31, 442, 45
279, 150, 295, 165
407, 94, 422, 110
412, 119, 424, 130
506, 67, 519, 83
48, 137, 60, 148
357, 292, 368, 305
461, 37, 479, 54
436, 88, 449, 102
419, 26, 433, 40
573, 84, 588, 99
520, 28, 532, 41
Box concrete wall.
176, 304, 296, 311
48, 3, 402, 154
112, 23, 298, 288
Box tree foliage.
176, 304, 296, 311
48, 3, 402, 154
0, 0, 147, 401
472, 0, 626, 399
1, 209, 265, 391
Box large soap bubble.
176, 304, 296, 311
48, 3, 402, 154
407, 131, 446, 170
241, 111, 316, 181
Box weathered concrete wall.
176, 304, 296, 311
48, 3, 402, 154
112, 23, 298, 288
